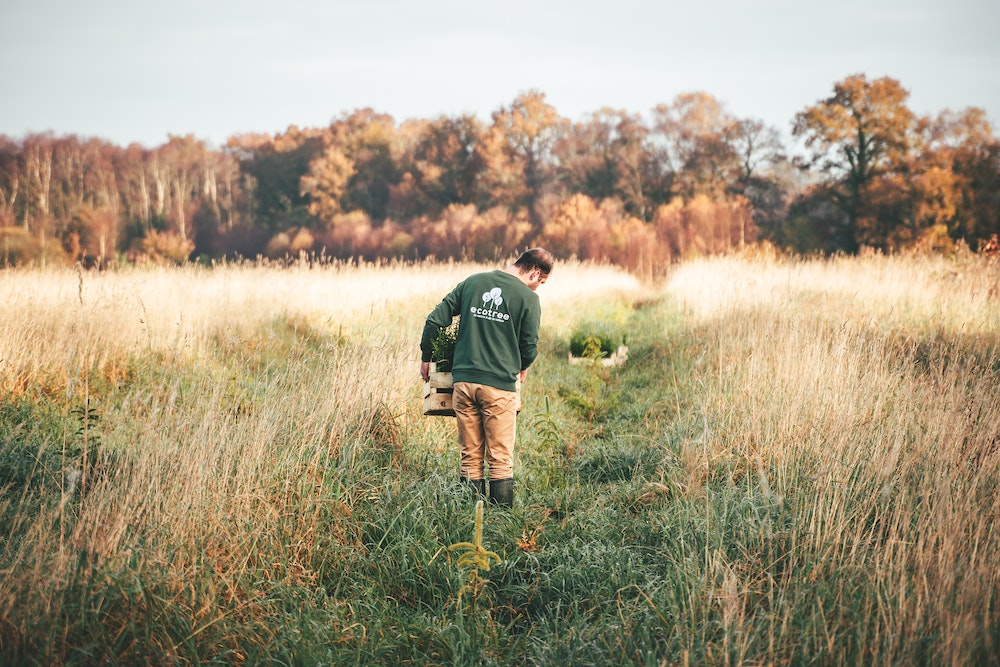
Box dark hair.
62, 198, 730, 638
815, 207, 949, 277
513, 247, 554, 276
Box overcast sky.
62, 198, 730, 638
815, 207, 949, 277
2, 0, 997, 149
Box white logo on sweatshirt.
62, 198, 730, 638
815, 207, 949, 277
471, 287, 510, 321
482, 287, 503, 309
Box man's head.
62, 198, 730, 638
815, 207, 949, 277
513, 248, 553, 291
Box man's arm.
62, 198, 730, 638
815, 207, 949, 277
419, 281, 464, 377
517, 298, 541, 374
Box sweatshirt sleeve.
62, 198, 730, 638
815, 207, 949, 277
518, 297, 541, 370
420, 281, 463, 362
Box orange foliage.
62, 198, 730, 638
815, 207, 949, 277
537, 194, 670, 273
654, 195, 755, 258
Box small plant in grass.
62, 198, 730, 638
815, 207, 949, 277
558, 343, 621, 423
430, 318, 459, 372
533, 394, 576, 483
581, 335, 605, 361
66, 396, 103, 496
445, 499, 501, 607
517, 508, 552, 552
533, 396, 565, 455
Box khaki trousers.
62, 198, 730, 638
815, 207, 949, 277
453, 381, 518, 481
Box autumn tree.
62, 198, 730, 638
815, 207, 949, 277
612, 112, 668, 220
472, 123, 522, 214
731, 119, 784, 188
336, 110, 400, 222
729, 118, 791, 239
300, 143, 354, 223
397, 114, 485, 217
235, 127, 323, 233
793, 74, 915, 252
300, 109, 401, 233
558, 111, 621, 202
918, 108, 1000, 247
156, 135, 214, 243
557, 108, 659, 220
487, 90, 568, 234
653, 92, 741, 199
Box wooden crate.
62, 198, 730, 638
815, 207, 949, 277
423, 367, 455, 416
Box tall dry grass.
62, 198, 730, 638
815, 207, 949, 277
0, 258, 643, 662
0, 259, 639, 384
665, 251, 1000, 664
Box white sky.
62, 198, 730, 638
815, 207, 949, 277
1, 0, 997, 149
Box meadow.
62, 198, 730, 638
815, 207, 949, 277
1, 252, 998, 665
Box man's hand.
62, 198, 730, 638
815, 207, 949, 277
421, 361, 431, 381
519, 368, 528, 383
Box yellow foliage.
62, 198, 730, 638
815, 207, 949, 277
290, 228, 315, 254
137, 230, 194, 265
302, 146, 355, 224
915, 224, 955, 253
913, 166, 958, 228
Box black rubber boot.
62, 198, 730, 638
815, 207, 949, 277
488, 478, 513, 508
461, 477, 486, 498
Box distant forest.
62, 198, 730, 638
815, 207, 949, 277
2, 74, 998, 271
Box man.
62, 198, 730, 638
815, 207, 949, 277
420, 248, 553, 508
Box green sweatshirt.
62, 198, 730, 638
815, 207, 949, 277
421, 270, 541, 391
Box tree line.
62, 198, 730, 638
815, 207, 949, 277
1, 73, 997, 271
